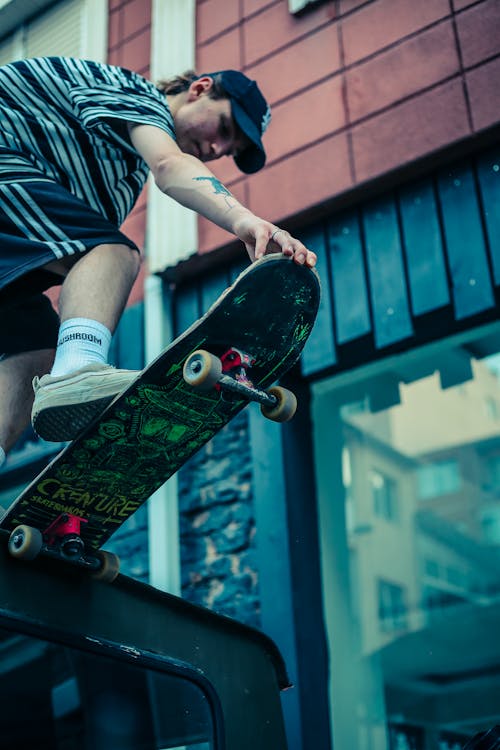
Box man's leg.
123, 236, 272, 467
0, 349, 54, 456
47, 243, 141, 377
56, 242, 141, 330
32, 243, 142, 442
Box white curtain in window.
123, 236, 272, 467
0, 0, 107, 65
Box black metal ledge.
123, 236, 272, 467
0, 540, 290, 749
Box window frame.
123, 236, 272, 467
0, 0, 108, 64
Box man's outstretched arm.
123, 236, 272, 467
127, 123, 316, 267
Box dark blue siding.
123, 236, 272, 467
172, 146, 500, 380
301, 226, 336, 377
328, 211, 371, 344
438, 163, 494, 320
363, 195, 414, 348
201, 270, 231, 313
175, 285, 199, 334
477, 147, 500, 285
399, 179, 449, 315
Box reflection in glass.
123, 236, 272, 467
0, 627, 215, 749
330, 354, 500, 746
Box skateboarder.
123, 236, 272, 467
0, 57, 317, 464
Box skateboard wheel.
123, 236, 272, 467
8, 525, 43, 561
261, 386, 297, 423
92, 550, 120, 583
183, 349, 222, 390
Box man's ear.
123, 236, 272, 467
187, 76, 214, 101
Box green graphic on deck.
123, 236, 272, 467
0, 255, 321, 552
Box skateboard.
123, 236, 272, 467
0, 254, 320, 581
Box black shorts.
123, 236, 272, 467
0, 180, 140, 291
0, 179, 140, 357
0, 285, 60, 358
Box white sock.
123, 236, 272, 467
51, 318, 112, 377
0, 447, 5, 468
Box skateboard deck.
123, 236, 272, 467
0, 254, 320, 578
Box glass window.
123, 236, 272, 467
416, 459, 461, 499
370, 469, 399, 521
0, 0, 107, 66
313, 342, 500, 748
0, 626, 216, 749
378, 579, 407, 632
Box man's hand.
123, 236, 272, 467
233, 215, 317, 268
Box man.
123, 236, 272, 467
0, 57, 316, 464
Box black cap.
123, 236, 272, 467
201, 70, 271, 174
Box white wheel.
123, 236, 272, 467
92, 550, 120, 583
8, 525, 43, 560
183, 350, 222, 390
260, 386, 297, 423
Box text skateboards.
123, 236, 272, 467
0, 254, 320, 580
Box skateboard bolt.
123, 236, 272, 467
61, 536, 84, 560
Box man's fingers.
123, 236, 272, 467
246, 223, 317, 268
270, 229, 317, 268
254, 230, 270, 260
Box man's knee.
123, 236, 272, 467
45, 242, 141, 279
123, 244, 142, 277
90, 243, 142, 280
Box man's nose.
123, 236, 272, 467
210, 139, 231, 158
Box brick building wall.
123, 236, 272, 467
195, 0, 500, 253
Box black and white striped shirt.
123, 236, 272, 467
0, 56, 176, 227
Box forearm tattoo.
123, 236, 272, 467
193, 176, 235, 208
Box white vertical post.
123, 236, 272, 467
146, 0, 197, 593
83, 0, 108, 62
147, 0, 197, 273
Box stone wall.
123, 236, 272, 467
107, 505, 149, 583
178, 410, 260, 628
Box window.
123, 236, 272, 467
314, 335, 500, 747
417, 459, 461, 499
370, 469, 398, 521
0, 0, 107, 66
0, 627, 216, 749
378, 579, 407, 632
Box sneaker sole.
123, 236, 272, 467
32, 395, 116, 442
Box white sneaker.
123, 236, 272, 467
31, 363, 139, 442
